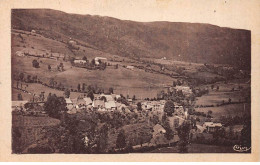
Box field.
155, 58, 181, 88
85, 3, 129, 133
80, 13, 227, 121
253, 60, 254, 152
195, 103, 250, 120
195, 80, 250, 106
12, 31, 176, 99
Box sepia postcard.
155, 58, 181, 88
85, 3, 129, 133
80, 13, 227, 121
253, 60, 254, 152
0, 0, 260, 162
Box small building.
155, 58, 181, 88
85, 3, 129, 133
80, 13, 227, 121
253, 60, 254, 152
31, 30, 36, 35
83, 97, 93, 105
12, 100, 29, 111
15, 51, 25, 57
74, 59, 87, 65
175, 86, 193, 96
126, 65, 134, 70
94, 57, 107, 65
203, 122, 223, 133
153, 124, 166, 136
105, 101, 117, 110
65, 98, 73, 105
92, 99, 105, 109
100, 94, 115, 102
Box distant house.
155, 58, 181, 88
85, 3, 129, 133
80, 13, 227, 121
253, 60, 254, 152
195, 125, 206, 133
161, 57, 167, 60
150, 124, 180, 146
16, 51, 25, 57
94, 57, 107, 65
67, 107, 77, 114
12, 101, 29, 111
83, 97, 93, 105
74, 59, 87, 65
92, 99, 105, 109
115, 102, 127, 111
203, 122, 223, 133
100, 94, 114, 102
105, 101, 116, 110
153, 124, 166, 136
126, 65, 134, 70
127, 98, 133, 103
141, 101, 165, 111
175, 86, 192, 95
31, 30, 36, 35
65, 98, 73, 105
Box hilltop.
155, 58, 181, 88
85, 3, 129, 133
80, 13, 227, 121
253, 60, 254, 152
12, 9, 251, 70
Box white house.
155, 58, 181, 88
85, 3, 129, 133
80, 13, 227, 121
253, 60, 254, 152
94, 57, 107, 65
74, 59, 87, 65
203, 122, 223, 133
126, 65, 134, 70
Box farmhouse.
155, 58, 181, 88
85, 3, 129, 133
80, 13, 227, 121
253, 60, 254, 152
175, 85, 192, 95
141, 101, 165, 111
126, 65, 134, 70
105, 101, 117, 110
100, 94, 115, 102
12, 100, 29, 111
83, 97, 93, 105
74, 59, 87, 65
203, 122, 223, 133
92, 99, 105, 109
95, 57, 107, 65
16, 51, 25, 57
153, 124, 166, 135
31, 30, 36, 35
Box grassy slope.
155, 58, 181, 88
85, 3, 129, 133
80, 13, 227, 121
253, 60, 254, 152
12, 9, 251, 70
12, 30, 175, 99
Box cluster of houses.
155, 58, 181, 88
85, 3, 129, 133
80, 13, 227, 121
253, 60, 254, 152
73, 57, 108, 66
15, 48, 65, 60
64, 93, 127, 114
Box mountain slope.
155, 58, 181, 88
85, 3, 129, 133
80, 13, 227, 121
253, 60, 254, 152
11, 9, 251, 70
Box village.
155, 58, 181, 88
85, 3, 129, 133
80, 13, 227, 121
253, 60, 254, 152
11, 25, 251, 154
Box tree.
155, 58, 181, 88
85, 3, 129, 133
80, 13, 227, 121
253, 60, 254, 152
177, 122, 191, 153
164, 101, 175, 116
173, 81, 176, 87
116, 129, 126, 150
48, 65, 51, 71
26, 75, 31, 83
44, 94, 67, 119
87, 91, 94, 101
60, 63, 64, 71
207, 110, 213, 117
109, 87, 114, 94
97, 124, 108, 153
101, 96, 107, 102
19, 73, 24, 81
82, 83, 86, 92
137, 102, 142, 111
17, 93, 23, 100
216, 86, 219, 91
77, 84, 81, 92
48, 79, 55, 88
64, 89, 70, 98
91, 59, 95, 66
82, 56, 87, 61
162, 115, 174, 146
32, 59, 40, 68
